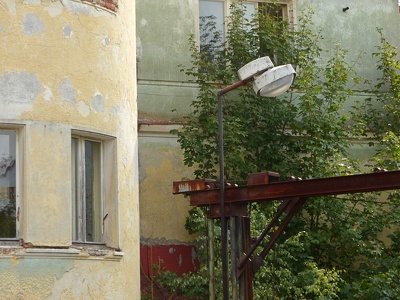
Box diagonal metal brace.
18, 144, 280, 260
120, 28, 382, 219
237, 198, 293, 275
252, 197, 308, 275
238, 197, 308, 277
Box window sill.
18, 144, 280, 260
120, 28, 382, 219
0, 245, 123, 261
0, 239, 21, 247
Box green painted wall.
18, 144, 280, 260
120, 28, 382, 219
297, 0, 400, 85
137, 0, 400, 246
136, 0, 197, 120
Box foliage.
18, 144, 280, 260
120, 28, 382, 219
353, 28, 400, 143
151, 264, 210, 299
148, 219, 221, 298
342, 28, 400, 299
164, 4, 400, 300
251, 229, 343, 300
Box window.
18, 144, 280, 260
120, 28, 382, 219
199, 0, 294, 50
0, 129, 18, 239
71, 132, 118, 246
199, 0, 225, 49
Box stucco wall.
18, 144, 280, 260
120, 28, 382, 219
138, 126, 195, 243
136, 0, 197, 121
297, 0, 400, 84
136, 0, 198, 248
0, 0, 139, 298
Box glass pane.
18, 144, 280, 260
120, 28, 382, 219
243, 2, 256, 21
260, 3, 285, 21
242, 2, 257, 34
199, 0, 224, 50
0, 130, 16, 238
85, 140, 102, 242
71, 137, 80, 241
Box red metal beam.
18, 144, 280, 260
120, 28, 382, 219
173, 170, 400, 206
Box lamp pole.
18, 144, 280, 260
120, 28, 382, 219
218, 77, 255, 300
216, 57, 296, 299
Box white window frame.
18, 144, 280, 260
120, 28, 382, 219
71, 130, 118, 247
0, 125, 23, 243
197, 0, 296, 46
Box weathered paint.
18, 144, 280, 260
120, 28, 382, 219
139, 149, 194, 242
0, 0, 139, 299
0, 258, 74, 299
140, 243, 200, 299
136, 0, 198, 121
297, 0, 400, 87
140, 244, 199, 277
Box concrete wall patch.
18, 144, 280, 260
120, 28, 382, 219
0, 71, 41, 104
58, 77, 76, 105
63, 24, 73, 38
92, 93, 105, 112
23, 13, 44, 35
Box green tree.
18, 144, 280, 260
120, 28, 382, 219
343, 29, 400, 299
161, 4, 400, 299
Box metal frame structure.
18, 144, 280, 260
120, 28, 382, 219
173, 170, 400, 299
216, 57, 296, 299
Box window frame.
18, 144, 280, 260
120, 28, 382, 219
197, 0, 296, 46
72, 135, 103, 244
71, 130, 118, 247
0, 125, 23, 243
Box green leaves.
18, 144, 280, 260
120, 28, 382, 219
168, 5, 400, 300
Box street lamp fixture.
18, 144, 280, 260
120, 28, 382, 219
218, 56, 296, 299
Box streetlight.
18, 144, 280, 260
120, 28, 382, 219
217, 56, 296, 299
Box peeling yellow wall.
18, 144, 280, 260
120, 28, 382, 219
1, 1, 126, 130
139, 151, 193, 242
0, 0, 139, 298
138, 127, 195, 243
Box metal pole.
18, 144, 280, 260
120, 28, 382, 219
238, 217, 244, 300
218, 91, 229, 300
208, 218, 216, 300
241, 217, 253, 300
218, 77, 254, 300
231, 217, 238, 299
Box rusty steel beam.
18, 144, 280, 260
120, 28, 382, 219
173, 170, 400, 300
173, 178, 217, 194
173, 170, 400, 206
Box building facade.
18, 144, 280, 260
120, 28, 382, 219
0, 0, 139, 298
136, 0, 400, 289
